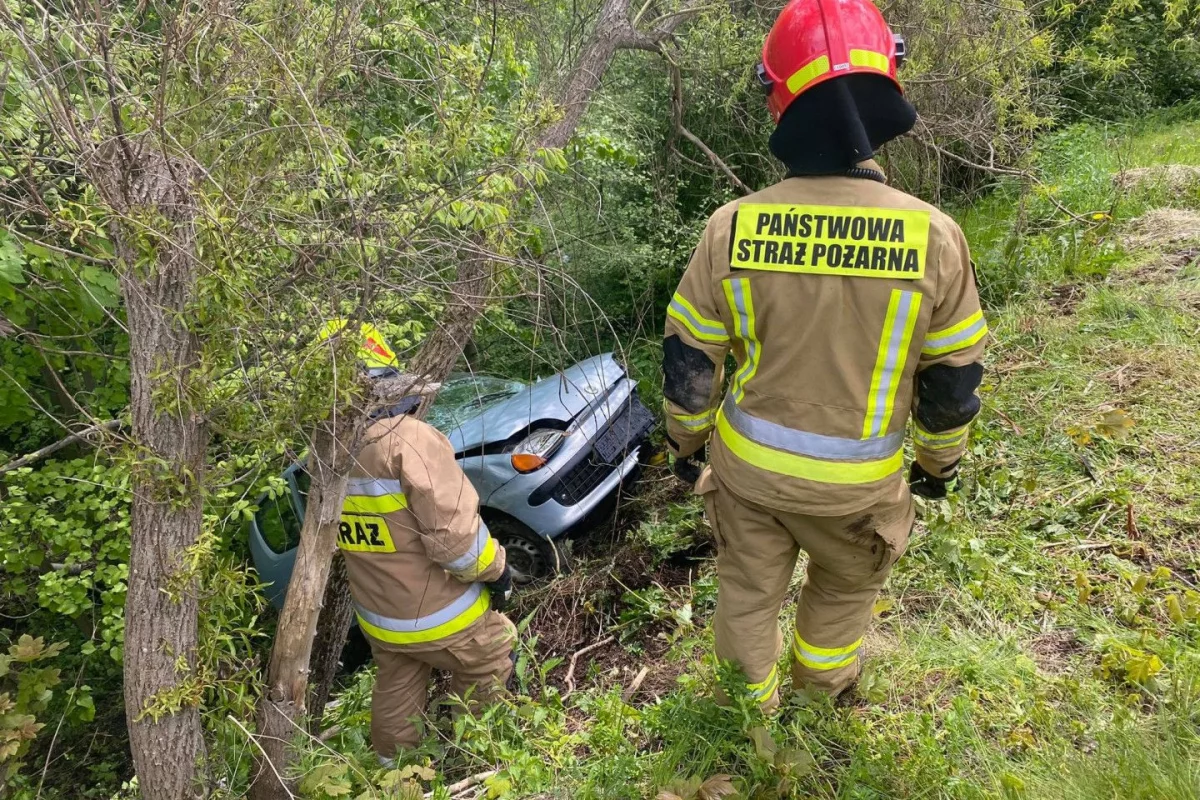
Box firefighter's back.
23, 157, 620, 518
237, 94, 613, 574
341, 414, 491, 641
673, 172, 977, 517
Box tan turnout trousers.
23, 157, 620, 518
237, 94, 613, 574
701, 470, 914, 708
368, 611, 516, 757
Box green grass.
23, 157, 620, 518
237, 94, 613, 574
958, 102, 1200, 304
281, 108, 1200, 800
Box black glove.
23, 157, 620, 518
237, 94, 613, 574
485, 564, 513, 612
670, 452, 703, 485
909, 462, 961, 500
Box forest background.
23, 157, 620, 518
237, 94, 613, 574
2, 0, 1200, 798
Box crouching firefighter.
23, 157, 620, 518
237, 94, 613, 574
320, 320, 517, 763
662, 0, 987, 711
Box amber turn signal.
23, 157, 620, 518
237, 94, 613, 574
511, 453, 548, 473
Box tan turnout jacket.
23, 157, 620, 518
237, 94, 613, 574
339, 412, 507, 645
664, 162, 987, 516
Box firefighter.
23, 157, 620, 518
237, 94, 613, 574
319, 320, 516, 762
662, 0, 986, 711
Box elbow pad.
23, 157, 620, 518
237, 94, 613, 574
662, 335, 718, 414
916, 362, 983, 432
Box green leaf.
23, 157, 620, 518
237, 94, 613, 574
749, 725, 777, 761
79, 266, 120, 307
776, 747, 816, 778
0, 233, 25, 285
697, 774, 737, 799
1125, 653, 1163, 684
299, 763, 350, 797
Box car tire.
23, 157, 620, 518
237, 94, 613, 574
485, 516, 570, 585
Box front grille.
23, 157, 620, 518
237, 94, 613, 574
550, 456, 617, 506
534, 393, 655, 507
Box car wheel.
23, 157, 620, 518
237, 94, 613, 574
486, 517, 569, 585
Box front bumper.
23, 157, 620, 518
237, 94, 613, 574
474, 378, 652, 540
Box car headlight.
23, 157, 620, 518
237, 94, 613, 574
509, 429, 565, 473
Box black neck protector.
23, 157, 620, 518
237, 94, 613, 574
770, 73, 917, 177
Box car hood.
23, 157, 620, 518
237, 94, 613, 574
444, 353, 625, 453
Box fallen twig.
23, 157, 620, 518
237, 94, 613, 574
563, 635, 616, 697
1088, 504, 1114, 539
1126, 503, 1141, 540
990, 405, 1024, 436
622, 665, 650, 703
1079, 455, 1098, 482
1041, 540, 1114, 552
425, 769, 498, 798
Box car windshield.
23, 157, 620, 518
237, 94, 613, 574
426, 373, 526, 432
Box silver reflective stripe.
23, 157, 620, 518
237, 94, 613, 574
924, 315, 987, 353
443, 520, 491, 573
797, 647, 859, 665
866, 291, 919, 438
354, 583, 484, 633
723, 396, 902, 461
727, 279, 759, 401
671, 410, 715, 430
669, 297, 727, 339
346, 477, 404, 496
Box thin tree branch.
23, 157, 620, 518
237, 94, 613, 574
679, 125, 753, 195
0, 419, 122, 475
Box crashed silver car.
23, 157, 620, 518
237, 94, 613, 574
249, 354, 655, 606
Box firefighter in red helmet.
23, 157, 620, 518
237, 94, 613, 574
663, 0, 986, 709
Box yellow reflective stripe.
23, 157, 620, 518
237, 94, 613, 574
785, 55, 831, 94
923, 310, 988, 356
343, 493, 408, 514
886, 295, 921, 435
716, 408, 902, 484
913, 423, 969, 450
747, 665, 780, 703
672, 293, 724, 331
667, 403, 715, 431
929, 310, 984, 340
863, 290, 922, 439
792, 633, 862, 670
356, 589, 490, 645
723, 278, 760, 403
849, 49, 890, 73
450, 535, 498, 580
668, 293, 729, 344
863, 293, 902, 439
445, 522, 500, 580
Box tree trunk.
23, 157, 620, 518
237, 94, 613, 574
538, 0, 635, 151
305, 554, 355, 733
93, 139, 209, 800
251, 416, 364, 800
410, 254, 492, 403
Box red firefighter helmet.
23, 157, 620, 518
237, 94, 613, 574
757, 0, 907, 124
